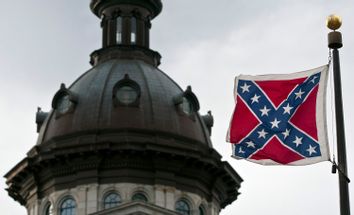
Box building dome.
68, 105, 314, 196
37, 57, 213, 150
5, 1, 242, 214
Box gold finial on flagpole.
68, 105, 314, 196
326, 14, 342, 31
327, 15, 343, 49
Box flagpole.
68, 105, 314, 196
327, 15, 351, 215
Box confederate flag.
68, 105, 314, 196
226, 65, 330, 165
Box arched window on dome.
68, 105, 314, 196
175, 199, 191, 215
132, 192, 148, 202
131, 16, 137, 44
116, 16, 123, 44
59, 197, 76, 215
104, 192, 122, 209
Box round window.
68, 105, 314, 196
57, 95, 72, 114
116, 86, 138, 105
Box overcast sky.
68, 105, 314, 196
0, 1, 353, 214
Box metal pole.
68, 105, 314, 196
327, 15, 351, 215
332, 48, 351, 215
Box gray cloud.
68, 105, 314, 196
1, 1, 353, 214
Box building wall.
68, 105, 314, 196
27, 183, 220, 215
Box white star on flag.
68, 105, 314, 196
239, 147, 245, 154
251, 94, 261, 104
257, 129, 268, 139
259, 105, 271, 116
306, 145, 317, 155
270, 118, 281, 129
310, 76, 318, 83
282, 103, 293, 115
282, 128, 290, 139
295, 89, 305, 99
293, 136, 303, 147
240, 83, 251, 93
246, 140, 256, 148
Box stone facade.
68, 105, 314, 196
27, 183, 219, 215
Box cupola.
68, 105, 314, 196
90, 0, 163, 67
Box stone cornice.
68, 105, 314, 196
90, 45, 161, 67
5, 138, 242, 208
